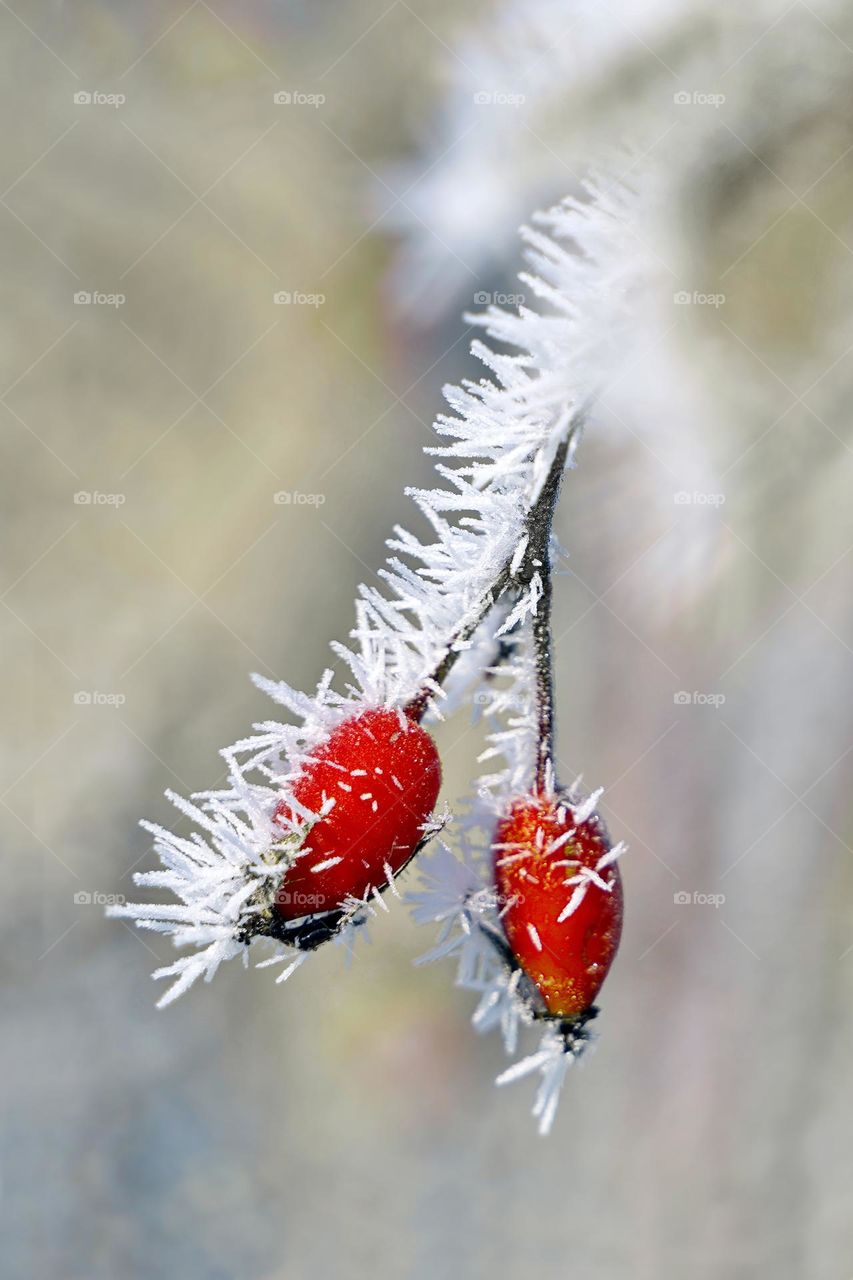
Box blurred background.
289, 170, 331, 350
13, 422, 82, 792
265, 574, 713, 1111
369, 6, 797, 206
3, 1, 853, 1277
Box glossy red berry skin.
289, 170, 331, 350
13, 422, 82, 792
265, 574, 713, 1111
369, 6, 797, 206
273, 708, 441, 919
493, 795, 623, 1020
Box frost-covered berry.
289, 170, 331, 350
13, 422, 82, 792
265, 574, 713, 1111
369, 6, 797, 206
493, 794, 623, 1020
273, 708, 441, 919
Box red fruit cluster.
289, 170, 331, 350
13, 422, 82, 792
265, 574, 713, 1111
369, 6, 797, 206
273, 708, 441, 919
493, 794, 623, 1020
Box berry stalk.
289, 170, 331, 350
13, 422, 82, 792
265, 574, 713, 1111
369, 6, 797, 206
527, 435, 569, 795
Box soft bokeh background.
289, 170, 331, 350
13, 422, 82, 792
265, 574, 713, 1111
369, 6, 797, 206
4, 2, 853, 1277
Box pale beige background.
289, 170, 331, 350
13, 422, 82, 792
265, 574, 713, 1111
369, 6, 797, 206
3, 4, 853, 1279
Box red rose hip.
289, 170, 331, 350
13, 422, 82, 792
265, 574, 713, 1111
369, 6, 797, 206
273, 708, 441, 919
493, 794, 623, 1020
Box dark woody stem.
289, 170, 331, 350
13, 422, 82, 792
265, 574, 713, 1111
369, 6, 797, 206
405, 413, 583, 724
528, 464, 561, 794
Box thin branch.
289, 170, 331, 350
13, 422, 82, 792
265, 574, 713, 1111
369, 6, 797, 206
527, 441, 568, 792
406, 413, 584, 723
